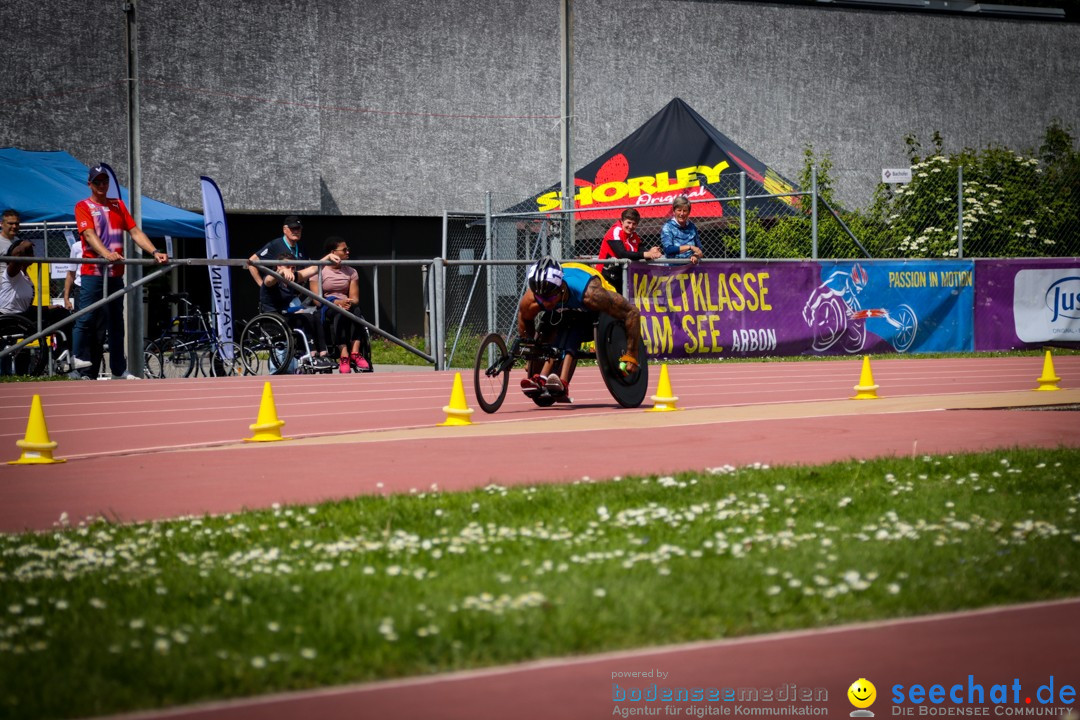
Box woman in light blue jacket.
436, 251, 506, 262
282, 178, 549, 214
660, 195, 705, 265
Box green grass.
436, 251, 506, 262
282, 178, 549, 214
2, 447, 1079, 719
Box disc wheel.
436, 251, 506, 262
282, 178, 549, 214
473, 333, 510, 414
240, 314, 294, 376
0, 314, 47, 377
595, 314, 649, 408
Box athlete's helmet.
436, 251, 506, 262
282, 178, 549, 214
528, 256, 564, 297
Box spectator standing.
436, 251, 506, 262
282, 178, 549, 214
594, 208, 662, 293
660, 195, 704, 265
73, 164, 169, 379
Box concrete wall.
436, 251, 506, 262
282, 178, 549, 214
2, 0, 1077, 217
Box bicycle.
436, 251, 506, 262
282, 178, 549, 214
473, 312, 649, 413
143, 292, 256, 378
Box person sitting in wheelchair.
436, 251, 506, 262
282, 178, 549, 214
517, 256, 641, 402
260, 253, 336, 371
0, 238, 90, 375
310, 237, 372, 374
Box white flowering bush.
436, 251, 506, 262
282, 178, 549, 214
867, 125, 1080, 258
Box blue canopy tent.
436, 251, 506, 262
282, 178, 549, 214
0, 148, 203, 237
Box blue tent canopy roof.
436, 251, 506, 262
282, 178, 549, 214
0, 148, 204, 238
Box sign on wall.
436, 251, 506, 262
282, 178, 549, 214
882, 168, 912, 183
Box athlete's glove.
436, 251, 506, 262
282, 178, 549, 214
618, 353, 638, 376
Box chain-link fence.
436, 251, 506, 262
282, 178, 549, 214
826, 153, 1080, 259
14, 222, 79, 304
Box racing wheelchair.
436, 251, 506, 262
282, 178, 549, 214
473, 311, 648, 414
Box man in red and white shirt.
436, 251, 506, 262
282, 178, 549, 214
595, 208, 661, 293
72, 164, 168, 379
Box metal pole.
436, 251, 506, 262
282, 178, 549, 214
436, 210, 447, 360
957, 165, 964, 259
485, 191, 494, 336
434, 259, 446, 370
441, 210, 448, 259
427, 262, 436, 368
739, 171, 747, 259
559, 0, 574, 259
422, 264, 431, 352
372, 268, 380, 330
811, 166, 818, 260
124, 0, 144, 377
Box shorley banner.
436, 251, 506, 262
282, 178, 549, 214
631, 260, 974, 358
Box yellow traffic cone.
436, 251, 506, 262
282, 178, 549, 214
646, 364, 681, 412
436, 375, 475, 425
9, 394, 65, 465
852, 355, 879, 400
438, 372, 474, 426
1035, 350, 1061, 391
244, 381, 287, 442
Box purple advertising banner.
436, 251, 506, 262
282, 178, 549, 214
975, 258, 1080, 350
630, 260, 974, 359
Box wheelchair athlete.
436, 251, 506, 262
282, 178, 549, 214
517, 256, 641, 403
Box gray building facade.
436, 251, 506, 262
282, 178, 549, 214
2, 0, 1078, 217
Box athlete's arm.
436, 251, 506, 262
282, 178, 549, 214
517, 291, 541, 338
582, 278, 640, 361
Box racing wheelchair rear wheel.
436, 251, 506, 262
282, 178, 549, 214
594, 313, 649, 408
474, 333, 511, 414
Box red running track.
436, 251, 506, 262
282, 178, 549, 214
107, 598, 1080, 720
0, 355, 1077, 533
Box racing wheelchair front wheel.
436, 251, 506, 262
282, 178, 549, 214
594, 313, 649, 408
473, 333, 511, 414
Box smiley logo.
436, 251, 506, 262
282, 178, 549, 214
848, 678, 877, 709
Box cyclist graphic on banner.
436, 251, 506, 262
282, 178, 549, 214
802, 263, 919, 354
